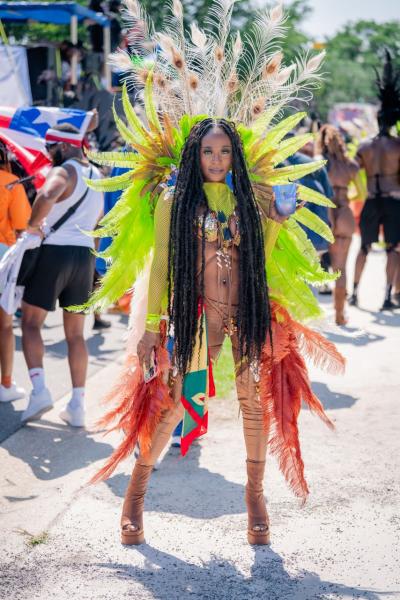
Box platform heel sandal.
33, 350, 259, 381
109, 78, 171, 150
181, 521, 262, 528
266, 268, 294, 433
120, 463, 153, 545
245, 459, 270, 545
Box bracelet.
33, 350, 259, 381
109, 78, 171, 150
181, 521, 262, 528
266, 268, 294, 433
146, 313, 162, 325
27, 223, 45, 234
145, 313, 162, 333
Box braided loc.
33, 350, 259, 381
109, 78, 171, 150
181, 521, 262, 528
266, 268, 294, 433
168, 117, 272, 375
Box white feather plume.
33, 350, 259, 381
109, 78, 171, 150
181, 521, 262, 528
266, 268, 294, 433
233, 31, 242, 58
190, 22, 207, 50
114, 0, 325, 128
172, 0, 183, 19
276, 64, 296, 85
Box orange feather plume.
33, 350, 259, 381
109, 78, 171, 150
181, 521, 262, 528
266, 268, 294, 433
90, 342, 173, 484
260, 303, 342, 503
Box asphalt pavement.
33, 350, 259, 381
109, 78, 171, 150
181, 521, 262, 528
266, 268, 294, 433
0, 238, 399, 600
0, 310, 128, 443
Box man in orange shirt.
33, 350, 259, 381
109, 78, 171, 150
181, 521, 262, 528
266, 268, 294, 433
0, 141, 31, 403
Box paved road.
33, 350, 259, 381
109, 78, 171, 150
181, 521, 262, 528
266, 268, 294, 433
0, 310, 128, 443
1, 238, 399, 600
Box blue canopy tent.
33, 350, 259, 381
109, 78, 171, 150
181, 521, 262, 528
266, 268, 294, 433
0, 2, 111, 86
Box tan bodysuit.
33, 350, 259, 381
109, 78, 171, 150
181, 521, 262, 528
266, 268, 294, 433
142, 183, 279, 465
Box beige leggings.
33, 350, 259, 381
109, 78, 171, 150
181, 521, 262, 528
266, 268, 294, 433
137, 302, 268, 466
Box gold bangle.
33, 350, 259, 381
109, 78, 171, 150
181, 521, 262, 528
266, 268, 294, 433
146, 313, 161, 325
145, 313, 161, 333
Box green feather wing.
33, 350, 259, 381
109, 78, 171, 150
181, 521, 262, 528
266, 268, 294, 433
272, 134, 314, 166
250, 106, 281, 137
262, 112, 307, 152
266, 217, 337, 322
267, 159, 326, 184
293, 206, 334, 243
112, 103, 137, 146
121, 83, 149, 144
86, 170, 133, 193
297, 184, 335, 208
74, 179, 155, 311
85, 151, 139, 169
267, 250, 324, 321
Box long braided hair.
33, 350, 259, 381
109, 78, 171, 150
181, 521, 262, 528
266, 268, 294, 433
318, 124, 349, 163
167, 118, 271, 375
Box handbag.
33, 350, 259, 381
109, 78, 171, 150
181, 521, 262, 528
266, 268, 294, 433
17, 168, 92, 287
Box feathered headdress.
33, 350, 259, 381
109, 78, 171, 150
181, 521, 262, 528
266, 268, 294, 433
375, 49, 400, 129
112, 0, 325, 125
82, 0, 336, 322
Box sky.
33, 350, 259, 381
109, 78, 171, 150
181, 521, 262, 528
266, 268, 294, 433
302, 0, 399, 38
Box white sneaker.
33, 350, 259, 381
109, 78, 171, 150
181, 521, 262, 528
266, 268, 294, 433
0, 383, 26, 403
21, 388, 53, 423
171, 435, 181, 448
59, 404, 85, 427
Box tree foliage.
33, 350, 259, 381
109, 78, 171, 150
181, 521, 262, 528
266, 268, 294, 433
315, 20, 400, 118
4, 0, 88, 44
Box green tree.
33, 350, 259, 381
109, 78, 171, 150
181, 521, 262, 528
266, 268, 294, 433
278, 0, 313, 64
315, 20, 400, 119
140, 0, 255, 33
4, 0, 88, 43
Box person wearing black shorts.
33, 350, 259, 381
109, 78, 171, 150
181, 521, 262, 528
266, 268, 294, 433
20, 124, 103, 426
359, 195, 400, 251
349, 51, 400, 310
23, 245, 95, 312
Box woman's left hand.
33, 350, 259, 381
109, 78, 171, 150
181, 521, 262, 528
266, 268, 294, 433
268, 189, 305, 223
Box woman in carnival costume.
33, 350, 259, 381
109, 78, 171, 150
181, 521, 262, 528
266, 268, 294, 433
315, 125, 362, 325
83, 0, 345, 546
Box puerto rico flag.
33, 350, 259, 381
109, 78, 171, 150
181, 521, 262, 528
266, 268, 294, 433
0, 106, 93, 188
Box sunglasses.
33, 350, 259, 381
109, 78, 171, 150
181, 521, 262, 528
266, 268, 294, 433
45, 142, 60, 152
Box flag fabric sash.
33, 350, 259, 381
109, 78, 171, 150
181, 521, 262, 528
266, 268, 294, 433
0, 106, 93, 188
180, 306, 215, 456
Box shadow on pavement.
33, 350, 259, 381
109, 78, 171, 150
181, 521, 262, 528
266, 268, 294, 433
324, 327, 384, 347
107, 443, 248, 520
96, 544, 391, 600
311, 381, 358, 410
0, 396, 26, 444
356, 307, 400, 328
22, 333, 120, 364
2, 420, 113, 481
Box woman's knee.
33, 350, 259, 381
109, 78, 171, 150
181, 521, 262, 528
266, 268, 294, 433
21, 317, 40, 336
65, 331, 85, 346
170, 400, 184, 423
0, 314, 12, 334
236, 378, 263, 420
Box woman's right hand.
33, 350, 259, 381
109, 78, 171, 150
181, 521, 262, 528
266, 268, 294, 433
137, 330, 161, 370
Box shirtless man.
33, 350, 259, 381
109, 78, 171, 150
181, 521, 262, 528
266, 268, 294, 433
316, 125, 361, 325
349, 51, 400, 310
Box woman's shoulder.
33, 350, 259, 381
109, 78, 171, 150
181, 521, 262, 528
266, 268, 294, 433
158, 185, 175, 203
154, 186, 175, 221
